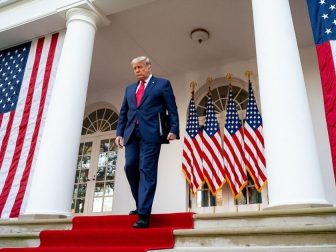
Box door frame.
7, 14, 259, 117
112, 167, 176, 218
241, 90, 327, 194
74, 130, 117, 216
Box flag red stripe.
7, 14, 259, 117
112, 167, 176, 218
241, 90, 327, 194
222, 156, 239, 196
192, 136, 204, 184
223, 140, 242, 183
223, 135, 245, 180
244, 128, 266, 172
223, 138, 244, 185
202, 136, 223, 185
244, 141, 266, 189
232, 131, 247, 181
223, 143, 241, 195
182, 139, 194, 186
202, 153, 222, 189
0, 112, 15, 170
0, 38, 45, 216
0, 114, 3, 129
211, 134, 226, 174
255, 128, 265, 148
244, 135, 266, 182
10, 34, 59, 217
316, 41, 336, 183
183, 135, 203, 191
202, 155, 221, 187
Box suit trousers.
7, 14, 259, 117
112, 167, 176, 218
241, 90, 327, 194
124, 126, 161, 215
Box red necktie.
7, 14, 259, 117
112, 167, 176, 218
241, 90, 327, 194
136, 81, 145, 107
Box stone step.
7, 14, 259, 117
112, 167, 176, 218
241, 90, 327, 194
0, 232, 39, 248
173, 224, 336, 248
163, 207, 336, 252
0, 218, 72, 234
0, 218, 72, 248
194, 207, 336, 229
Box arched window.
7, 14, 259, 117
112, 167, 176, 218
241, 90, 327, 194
81, 108, 118, 135
196, 85, 249, 116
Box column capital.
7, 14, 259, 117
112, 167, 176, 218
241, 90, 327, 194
66, 8, 99, 31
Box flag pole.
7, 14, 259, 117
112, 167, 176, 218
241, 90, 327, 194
245, 70, 253, 85
206, 77, 214, 95
190, 81, 197, 99
226, 73, 232, 87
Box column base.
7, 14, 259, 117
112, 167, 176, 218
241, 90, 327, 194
264, 203, 333, 211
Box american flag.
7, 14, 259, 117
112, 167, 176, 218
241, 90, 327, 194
202, 94, 225, 195
182, 97, 204, 195
306, 0, 336, 182
0, 33, 64, 218
243, 82, 267, 191
223, 87, 247, 198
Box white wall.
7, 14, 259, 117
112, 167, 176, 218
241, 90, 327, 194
85, 47, 335, 215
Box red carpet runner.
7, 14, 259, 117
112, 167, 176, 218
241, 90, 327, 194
1, 212, 193, 252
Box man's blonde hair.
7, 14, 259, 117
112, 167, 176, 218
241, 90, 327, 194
131, 56, 151, 66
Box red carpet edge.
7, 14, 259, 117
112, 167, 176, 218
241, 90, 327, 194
0, 212, 194, 252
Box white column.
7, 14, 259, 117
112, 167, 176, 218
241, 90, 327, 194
251, 0, 329, 208
23, 8, 99, 217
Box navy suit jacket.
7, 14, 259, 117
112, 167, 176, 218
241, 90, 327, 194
116, 76, 179, 145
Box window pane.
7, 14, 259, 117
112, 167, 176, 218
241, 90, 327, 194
77, 157, 82, 169
82, 118, 90, 130
71, 199, 75, 214
109, 113, 119, 129
218, 86, 228, 99
88, 111, 97, 125
100, 140, 109, 153
103, 197, 113, 212
97, 109, 105, 120
74, 170, 79, 183
79, 170, 88, 183
82, 156, 91, 169
94, 182, 104, 197
214, 100, 223, 112
75, 199, 85, 213
72, 184, 78, 198
83, 142, 92, 155
236, 90, 248, 104
105, 182, 114, 196
211, 89, 219, 101
104, 109, 113, 121
78, 184, 87, 198
235, 188, 247, 205
96, 167, 106, 181
92, 197, 103, 212
78, 143, 83, 155
98, 152, 107, 168
197, 107, 206, 117
248, 187, 262, 204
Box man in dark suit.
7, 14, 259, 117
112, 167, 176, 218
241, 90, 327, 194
115, 56, 179, 228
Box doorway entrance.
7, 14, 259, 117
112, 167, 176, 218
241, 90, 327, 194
71, 107, 119, 215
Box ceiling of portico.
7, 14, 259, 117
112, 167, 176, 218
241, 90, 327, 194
88, 0, 314, 93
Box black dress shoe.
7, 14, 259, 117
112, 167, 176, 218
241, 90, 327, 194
129, 210, 138, 215
132, 215, 150, 228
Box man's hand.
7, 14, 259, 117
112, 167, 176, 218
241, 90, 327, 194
167, 132, 177, 141
115, 136, 124, 149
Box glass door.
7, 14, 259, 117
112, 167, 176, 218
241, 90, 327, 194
91, 137, 118, 213
71, 132, 118, 215
71, 141, 93, 214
